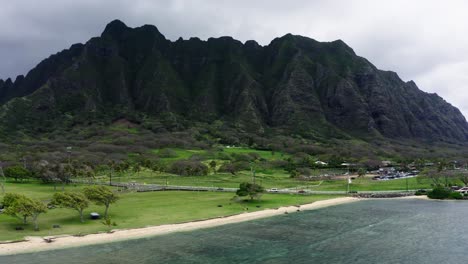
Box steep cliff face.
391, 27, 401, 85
1, 20, 467, 142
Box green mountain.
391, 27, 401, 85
1, 20, 467, 144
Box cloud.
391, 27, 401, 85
1, 0, 467, 117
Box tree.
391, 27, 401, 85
4, 165, 31, 182
419, 168, 457, 187
218, 162, 238, 175
83, 186, 119, 219
458, 171, 468, 186
289, 170, 300, 178
236, 182, 265, 200
34, 161, 61, 190
132, 163, 142, 177
59, 163, 76, 191
357, 168, 366, 178
209, 160, 217, 175
107, 160, 117, 186
51, 192, 90, 222
2, 193, 47, 230
101, 216, 117, 232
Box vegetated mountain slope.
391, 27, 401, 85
0, 19, 466, 143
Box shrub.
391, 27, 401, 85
427, 186, 451, 199
158, 149, 178, 158
414, 189, 427, 196
218, 162, 237, 175
449, 192, 463, 200
231, 153, 254, 162
218, 161, 250, 175
297, 167, 312, 177
217, 152, 232, 160
269, 160, 288, 169
4, 166, 32, 182
169, 160, 208, 176
247, 153, 261, 160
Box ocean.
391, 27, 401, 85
2, 199, 467, 264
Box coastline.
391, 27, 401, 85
0, 196, 359, 256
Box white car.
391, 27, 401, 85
269, 188, 279, 192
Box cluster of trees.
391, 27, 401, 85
236, 182, 265, 201
418, 167, 468, 188
169, 160, 209, 176
1, 186, 119, 231
2, 193, 47, 230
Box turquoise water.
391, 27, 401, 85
2, 199, 468, 264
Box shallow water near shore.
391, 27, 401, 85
2, 199, 468, 264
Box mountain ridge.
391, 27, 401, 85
0, 19, 467, 143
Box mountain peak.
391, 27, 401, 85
0, 20, 466, 143
101, 19, 129, 38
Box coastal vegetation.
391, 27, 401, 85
0, 182, 342, 241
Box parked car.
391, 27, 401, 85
269, 188, 279, 193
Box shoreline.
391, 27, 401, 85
0, 196, 359, 255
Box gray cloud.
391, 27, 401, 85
1, 0, 468, 117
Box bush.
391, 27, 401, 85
449, 192, 463, 200
4, 166, 32, 182
218, 163, 237, 175
269, 160, 288, 169
168, 160, 208, 176
414, 189, 427, 196
217, 152, 232, 161
297, 167, 312, 177
218, 161, 250, 175
427, 186, 451, 199
231, 153, 254, 162
158, 149, 178, 158
247, 153, 260, 160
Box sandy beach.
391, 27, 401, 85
0, 196, 359, 255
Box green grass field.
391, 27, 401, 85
105, 168, 433, 191
0, 182, 342, 241
222, 147, 288, 160
107, 169, 300, 188
119, 147, 433, 191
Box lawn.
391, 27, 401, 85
107, 169, 301, 188
0, 182, 343, 241
102, 167, 434, 191
222, 147, 288, 160
150, 148, 208, 161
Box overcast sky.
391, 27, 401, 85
1, 0, 468, 117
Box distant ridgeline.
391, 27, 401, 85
0, 19, 467, 144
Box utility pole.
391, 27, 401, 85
347, 175, 350, 194
109, 162, 114, 186
406, 176, 409, 192
66, 146, 72, 165
20, 157, 26, 169
250, 162, 256, 184
0, 165, 5, 194
66, 146, 72, 188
